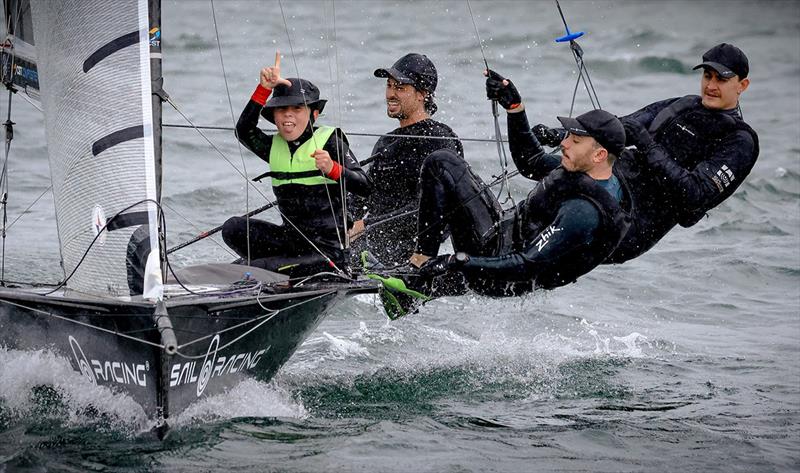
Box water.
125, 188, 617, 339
1, 0, 799, 471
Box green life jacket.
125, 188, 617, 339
269, 126, 337, 187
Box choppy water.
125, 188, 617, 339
1, 0, 799, 471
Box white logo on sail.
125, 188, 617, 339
91, 205, 107, 245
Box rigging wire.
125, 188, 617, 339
328, 0, 350, 250
159, 200, 237, 258
163, 123, 503, 144
167, 94, 346, 273
1, 0, 27, 285
465, 0, 515, 207
209, 0, 252, 265
554, 0, 601, 115
277, 0, 346, 270
3, 184, 51, 233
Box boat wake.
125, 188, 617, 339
0, 345, 311, 437
172, 379, 308, 427
0, 346, 148, 435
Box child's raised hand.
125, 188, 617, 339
260, 51, 292, 89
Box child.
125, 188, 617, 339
222, 52, 372, 276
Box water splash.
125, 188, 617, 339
172, 378, 307, 427
0, 346, 148, 434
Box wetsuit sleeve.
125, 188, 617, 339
323, 129, 373, 197
458, 199, 600, 281
641, 130, 756, 215
621, 97, 680, 129
235, 91, 274, 163
507, 108, 562, 180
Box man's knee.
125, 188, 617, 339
421, 149, 467, 180
221, 216, 245, 245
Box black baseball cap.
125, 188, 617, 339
557, 109, 625, 157
374, 53, 438, 93
261, 78, 327, 124
693, 43, 749, 79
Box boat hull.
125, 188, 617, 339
0, 280, 377, 428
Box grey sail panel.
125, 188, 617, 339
30, 0, 161, 298
1, 0, 40, 104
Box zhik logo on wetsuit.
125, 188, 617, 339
68, 335, 149, 387
535, 225, 562, 252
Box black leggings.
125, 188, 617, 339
221, 216, 344, 275
416, 150, 505, 257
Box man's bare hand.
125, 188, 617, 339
348, 219, 365, 241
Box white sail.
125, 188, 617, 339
30, 0, 161, 298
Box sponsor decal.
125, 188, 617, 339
535, 225, 562, 252
91, 205, 107, 245
68, 336, 149, 387
712, 164, 735, 193
676, 123, 696, 137
149, 27, 161, 48
169, 334, 270, 397
12, 63, 38, 83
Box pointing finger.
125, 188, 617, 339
275, 51, 281, 69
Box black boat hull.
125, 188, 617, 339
0, 280, 378, 428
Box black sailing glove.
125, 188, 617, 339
485, 69, 522, 110
622, 118, 654, 151
532, 124, 567, 147
418, 253, 470, 278
418, 254, 455, 278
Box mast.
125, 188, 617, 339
149, 0, 168, 283
149, 0, 164, 201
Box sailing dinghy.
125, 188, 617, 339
0, 0, 379, 436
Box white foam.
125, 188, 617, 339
172, 378, 307, 427
322, 331, 371, 359
0, 346, 149, 433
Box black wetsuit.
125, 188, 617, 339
416, 109, 630, 295
606, 95, 759, 263
223, 99, 372, 275
351, 119, 463, 265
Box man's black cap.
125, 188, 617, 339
261, 78, 327, 124
374, 53, 438, 93
557, 109, 625, 157
692, 43, 749, 79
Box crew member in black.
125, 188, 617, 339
534, 43, 759, 263
223, 53, 371, 276
349, 53, 463, 266
412, 71, 630, 295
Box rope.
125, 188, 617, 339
0, 297, 166, 350
163, 124, 507, 144
165, 96, 337, 270
0, 286, 342, 361
210, 0, 252, 265
276, 0, 346, 271
174, 290, 335, 357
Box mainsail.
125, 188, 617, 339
29, 0, 162, 298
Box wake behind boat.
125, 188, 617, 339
0, 0, 378, 436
